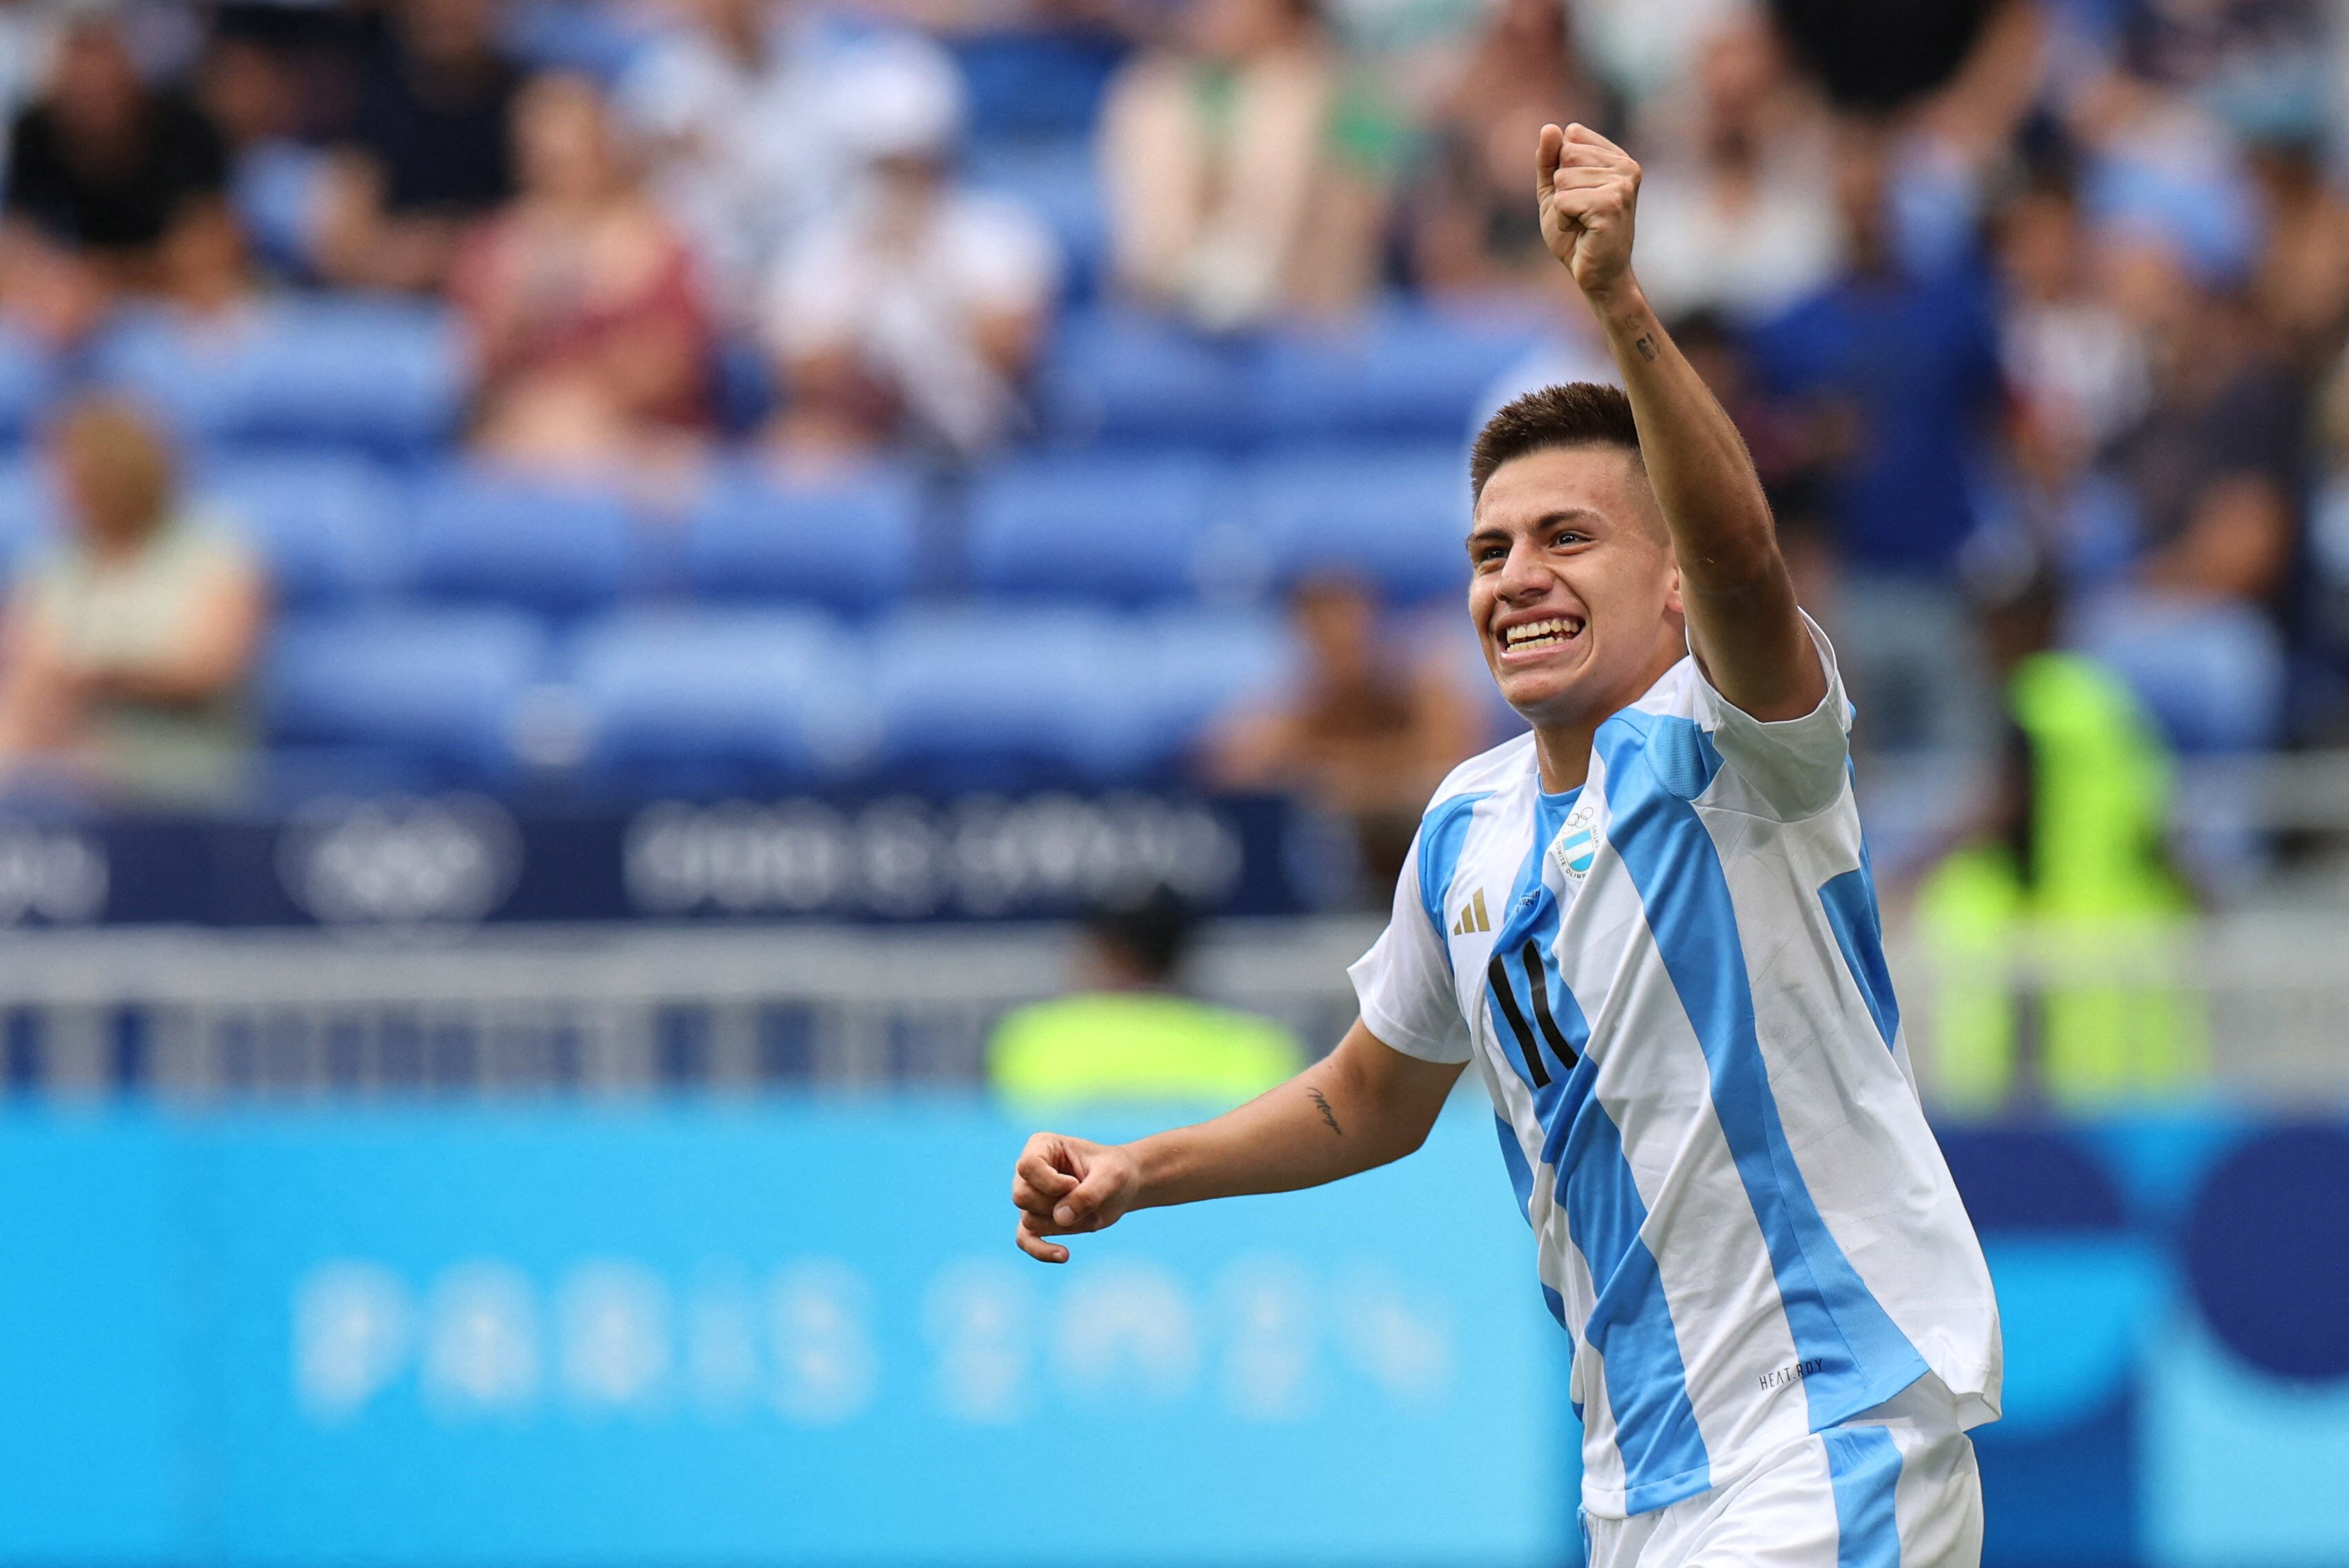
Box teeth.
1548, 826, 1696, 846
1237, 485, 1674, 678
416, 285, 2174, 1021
1503, 617, 1582, 648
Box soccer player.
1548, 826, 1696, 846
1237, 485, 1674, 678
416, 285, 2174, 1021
1010, 123, 2001, 1568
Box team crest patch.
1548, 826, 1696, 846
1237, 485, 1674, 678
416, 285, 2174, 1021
1549, 799, 1601, 881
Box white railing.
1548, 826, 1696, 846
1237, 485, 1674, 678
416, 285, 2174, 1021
0, 913, 2344, 1107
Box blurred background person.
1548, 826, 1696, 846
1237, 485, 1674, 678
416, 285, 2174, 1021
1406, 0, 1609, 299
1750, 115, 2005, 762
450, 71, 717, 477
2243, 122, 2349, 375
616, 0, 882, 326
989, 886, 1305, 1110
0, 13, 229, 343
0, 397, 268, 810
1098, 0, 1383, 329
1916, 550, 2201, 1111
760, 41, 1059, 459
2072, 234, 2298, 757
1205, 575, 1483, 893
1616, 11, 1838, 322
313, 0, 520, 294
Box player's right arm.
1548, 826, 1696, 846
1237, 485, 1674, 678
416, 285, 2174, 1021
1011, 1020, 1463, 1263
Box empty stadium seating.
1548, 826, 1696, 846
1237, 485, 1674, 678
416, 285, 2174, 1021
194, 453, 405, 608
264, 606, 551, 786
865, 606, 1154, 789
568, 608, 871, 794
407, 464, 638, 617
88, 298, 466, 458
1252, 306, 1540, 443
1035, 308, 1254, 449
684, 463, 924, 612
1, 252, 1529, 807
1242, 445, 1473, 602
967, 451, 1224, 602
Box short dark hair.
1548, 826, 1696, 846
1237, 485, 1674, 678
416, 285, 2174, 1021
1469, 382, 1643, 504
1088, 885, 1193, 983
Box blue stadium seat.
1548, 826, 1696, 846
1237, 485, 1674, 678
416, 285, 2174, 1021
88, 297, 466, 457
409, 464, 635, 616
192, 454, 404, 608
1253, 305, 1540, 443
231, 140, 330, 279
967, 139, 1110, 300
1035, 308, 1254, 448
1243, 446, 1471, 602
0, 457, 57, 584
568, 609, 869, 793
867, 606, 1150, 787
1133, 606, 1300, 762
684, 463, 922, 612
501, 0, 660, 80
264, 607, 549, 784
0, 324, 58, 442
967, 452, 1225, 603
949, 32, 1125, 141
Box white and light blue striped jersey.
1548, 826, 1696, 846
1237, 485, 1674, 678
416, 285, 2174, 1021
1348, 617, 2001, 1519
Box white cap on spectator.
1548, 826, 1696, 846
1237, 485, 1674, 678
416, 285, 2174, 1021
831, 37, 967, 163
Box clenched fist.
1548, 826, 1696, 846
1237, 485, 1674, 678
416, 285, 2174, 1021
1538, 122, 1642, 304
1011, 1131, 1145, 1263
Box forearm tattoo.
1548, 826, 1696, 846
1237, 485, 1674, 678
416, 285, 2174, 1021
1633, 334, 1659, 362
1307, 1086, 1342, 1136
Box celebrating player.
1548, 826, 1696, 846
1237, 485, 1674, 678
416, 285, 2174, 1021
1011, 123, 2001, 1568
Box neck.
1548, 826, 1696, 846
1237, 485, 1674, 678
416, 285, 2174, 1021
1526, 639, 1687, 793
1532, 717, 1600, 793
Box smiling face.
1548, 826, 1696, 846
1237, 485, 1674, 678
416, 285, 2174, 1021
1467, 444, 1686, 728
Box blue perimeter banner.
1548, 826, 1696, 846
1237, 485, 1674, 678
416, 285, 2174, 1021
3, 1105, 2347, 1568
0, 1104, 1571, 1567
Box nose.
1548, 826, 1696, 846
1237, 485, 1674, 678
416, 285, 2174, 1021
1495, 533, 1552, 603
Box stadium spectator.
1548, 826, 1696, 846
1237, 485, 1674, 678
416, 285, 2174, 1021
1620, 12, 1839, 322
0, 15, 230, 343
1098, 0, 1382, 328
0, 397, 268, 808
617, 0, 889, 324
1916, 551, 2203, 1110
1205, 575, 1481, 892
313, 0, 521, 294
1995, 168, 2150, 464
760, 41, 1058, 459
2070, 235, 2297, 751
450, 72, 717, 476
1407, 0, 1609, 297
1750, 117, 2005, 757
2245, 128, 2349, 370
989, 887, 1305, 1110
0, 0, 63, 193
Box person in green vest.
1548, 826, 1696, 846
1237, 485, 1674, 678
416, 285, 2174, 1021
1916, 557, 2204, 1111
989, 888, 1305, 1111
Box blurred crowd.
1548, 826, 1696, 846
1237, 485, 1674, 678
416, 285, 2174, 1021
0, 0, 2343, 911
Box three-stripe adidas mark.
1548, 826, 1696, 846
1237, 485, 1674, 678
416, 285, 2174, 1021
1451, 889, 1491, 936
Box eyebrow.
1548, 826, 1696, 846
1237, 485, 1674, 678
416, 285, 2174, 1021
1464, 507, 1610, 549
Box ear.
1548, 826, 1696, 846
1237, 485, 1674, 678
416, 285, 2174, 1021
1662, 556, 1684, 622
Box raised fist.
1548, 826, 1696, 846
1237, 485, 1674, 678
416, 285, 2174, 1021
1538, 122, 1642, 303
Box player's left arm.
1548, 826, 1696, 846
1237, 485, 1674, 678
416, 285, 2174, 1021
1536, 122, 1826, 722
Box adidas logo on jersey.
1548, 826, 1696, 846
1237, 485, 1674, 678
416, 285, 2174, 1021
1451, 889, 1491, 935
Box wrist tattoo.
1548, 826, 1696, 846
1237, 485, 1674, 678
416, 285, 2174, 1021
1307, 1086, 1342, 1136
1633, 334, 1659, 363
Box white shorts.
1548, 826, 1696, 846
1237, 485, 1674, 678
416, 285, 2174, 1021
1582, 1421, 1983, 1568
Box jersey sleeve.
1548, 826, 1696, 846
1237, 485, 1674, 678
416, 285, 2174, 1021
1346, 828, 1472, 1064
1688, 610, 1853, 821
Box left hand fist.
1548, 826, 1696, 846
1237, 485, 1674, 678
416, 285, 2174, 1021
1538, 122, 1642, 303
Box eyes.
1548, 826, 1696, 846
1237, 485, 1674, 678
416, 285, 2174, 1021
1470, 526, 1592, 568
